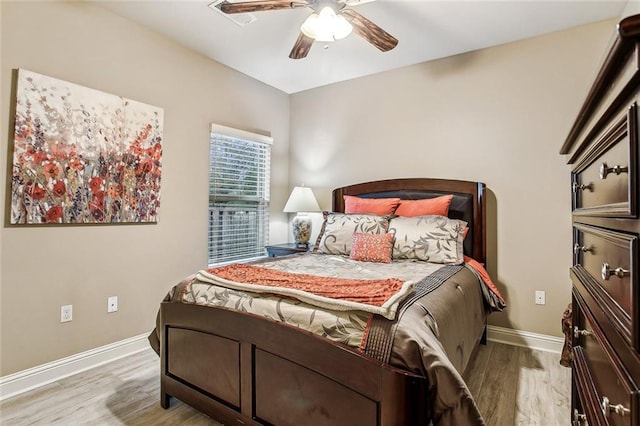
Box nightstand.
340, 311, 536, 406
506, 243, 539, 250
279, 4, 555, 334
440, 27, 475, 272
265, 243, 309, 257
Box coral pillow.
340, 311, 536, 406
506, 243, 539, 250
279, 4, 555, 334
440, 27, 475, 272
395, 195, 454, 217
344, 195, 400, 215
350, 233, 394, 263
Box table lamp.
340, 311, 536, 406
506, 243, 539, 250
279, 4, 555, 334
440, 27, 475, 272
283, 186, 321, 247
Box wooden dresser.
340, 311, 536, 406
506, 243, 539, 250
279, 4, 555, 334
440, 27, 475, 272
560, 14, 640, 426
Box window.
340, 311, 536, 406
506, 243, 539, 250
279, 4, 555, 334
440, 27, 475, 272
208, 124, 272, 265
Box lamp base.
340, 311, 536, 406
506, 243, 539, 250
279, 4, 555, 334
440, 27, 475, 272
291, 213, 312, 247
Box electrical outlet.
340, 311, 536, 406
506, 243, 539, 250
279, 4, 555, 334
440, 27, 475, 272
535, 290, 546, 305
107, 296, 118, 313
61, 305, 73, 322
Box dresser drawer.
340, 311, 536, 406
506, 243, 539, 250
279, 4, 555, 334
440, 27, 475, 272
573, 224, 636, 315
571, 103, 637, 218
572, 295, 639, 426
573, 223, 638, 349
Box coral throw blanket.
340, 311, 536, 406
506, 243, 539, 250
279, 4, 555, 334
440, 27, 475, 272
197, 263, 415, 320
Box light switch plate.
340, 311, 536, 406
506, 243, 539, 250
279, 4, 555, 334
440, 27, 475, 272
107, 296, 118, 313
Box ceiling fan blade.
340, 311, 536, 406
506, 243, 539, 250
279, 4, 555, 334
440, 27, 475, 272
341, 9, 398, 52
289, 32, 314, 59
219, 0, 308, 14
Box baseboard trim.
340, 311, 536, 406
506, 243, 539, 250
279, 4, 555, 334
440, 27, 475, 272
487, 325, 564, 354
0, 327, 563, 401
0, 333, 149, 401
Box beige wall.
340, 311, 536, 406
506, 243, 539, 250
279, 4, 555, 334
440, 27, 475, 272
289, 19, 616, 337
0, 1, 290, 375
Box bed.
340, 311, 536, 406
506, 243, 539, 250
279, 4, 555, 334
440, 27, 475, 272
148, 177, 505, 426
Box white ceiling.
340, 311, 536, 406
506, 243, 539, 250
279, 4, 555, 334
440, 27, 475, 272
93, 0, 629, 94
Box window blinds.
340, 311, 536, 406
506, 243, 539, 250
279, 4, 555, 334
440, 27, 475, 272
208, 124, 272, 265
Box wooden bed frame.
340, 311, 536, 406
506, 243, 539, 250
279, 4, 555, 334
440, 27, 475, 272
158, 178, 487, 425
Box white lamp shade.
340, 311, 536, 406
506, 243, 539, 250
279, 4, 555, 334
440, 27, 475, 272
283, 186, 321, 213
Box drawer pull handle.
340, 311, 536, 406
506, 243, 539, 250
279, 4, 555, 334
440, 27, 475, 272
573, 243, 592, 254
573, 326, 593, 338
601, 263, 630, 280
601, 396, 631, 417
572, 182, 592, 192
572, 409, 587, 424
599, 162, 629, 179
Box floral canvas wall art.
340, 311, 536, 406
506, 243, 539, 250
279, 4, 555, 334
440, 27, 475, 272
10, 69, 164, 224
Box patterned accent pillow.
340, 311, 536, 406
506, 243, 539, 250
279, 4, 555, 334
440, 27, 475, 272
316, 213, 390, 255
344, 195, 401, 215
389, 215, 467, 264
313, 211, 331, 251
350, 233, 394, 263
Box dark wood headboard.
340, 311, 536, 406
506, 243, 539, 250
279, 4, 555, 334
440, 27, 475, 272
332, 178, 486, 264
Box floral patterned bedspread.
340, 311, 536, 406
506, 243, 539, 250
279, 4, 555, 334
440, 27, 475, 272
181, 254, 446, 348
197, 262, 414, 320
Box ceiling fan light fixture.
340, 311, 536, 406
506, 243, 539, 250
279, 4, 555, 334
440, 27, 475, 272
300, 6, 353, 42
332, 13, 353, 40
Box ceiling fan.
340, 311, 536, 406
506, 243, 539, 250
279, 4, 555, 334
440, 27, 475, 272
218, 0, 398, 59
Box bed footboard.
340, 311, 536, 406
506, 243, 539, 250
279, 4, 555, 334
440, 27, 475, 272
159, 301, 429, 426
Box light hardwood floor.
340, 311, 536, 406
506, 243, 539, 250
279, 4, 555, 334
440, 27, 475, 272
0, 341, 570, 425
